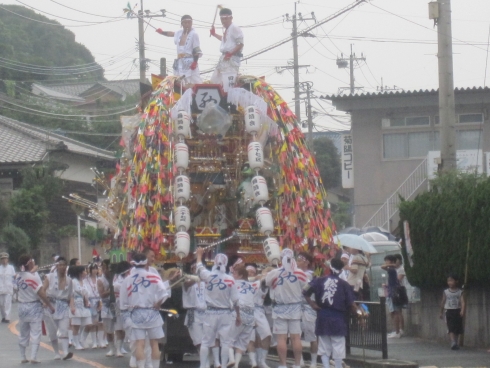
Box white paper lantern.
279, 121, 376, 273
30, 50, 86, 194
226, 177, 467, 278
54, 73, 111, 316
174, 231, 191, 259
248, 141, 264, 170
251, 175, 269, 205
256, 207, 274, 236
244, 106, 262, 135
263, 237, 281, 265
175, 111, 191, 138
174, 143, 189, 171
174, 175, 190, 202
174, 206, 191, 232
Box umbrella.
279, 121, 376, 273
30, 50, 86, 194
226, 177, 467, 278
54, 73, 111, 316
360, 232, 389, 242
333, 234, 378, 253
362, 226, 397, 240
339, 227, 363, 235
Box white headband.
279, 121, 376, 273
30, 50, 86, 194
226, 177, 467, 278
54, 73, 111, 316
131, 259, 148, 266
329, 264, 341, 274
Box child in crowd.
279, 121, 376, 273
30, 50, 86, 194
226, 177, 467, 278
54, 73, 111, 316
439, 274, 465, 350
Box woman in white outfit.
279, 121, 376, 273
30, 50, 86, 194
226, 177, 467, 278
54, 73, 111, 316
85, 263, 104, 348
42, 256, 73, 360
69, 265, 93, 350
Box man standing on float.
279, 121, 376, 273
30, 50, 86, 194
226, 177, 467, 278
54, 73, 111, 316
156, 15, 203, 84
210, 8, 244, 89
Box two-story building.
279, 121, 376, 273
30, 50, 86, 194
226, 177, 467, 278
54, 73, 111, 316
324, 87, 490, 232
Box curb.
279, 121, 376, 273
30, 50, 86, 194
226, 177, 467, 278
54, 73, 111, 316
345, 357, 418, 368
269, 347, 418, 368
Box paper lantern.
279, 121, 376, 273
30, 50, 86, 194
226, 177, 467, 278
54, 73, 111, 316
251, 175, 269, 205
174, 175, 190, 203
248, 141, 264, 170
256, 207, 274, 236
174, 206, 191, 232
174, 231, 190, 259
244, 106, 262, 135
175, 111, 191, 138
263, 237, 280, 265
174, 143, 189, 171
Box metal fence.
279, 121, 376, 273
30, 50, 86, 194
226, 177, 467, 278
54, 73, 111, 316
346, 297, 388, 359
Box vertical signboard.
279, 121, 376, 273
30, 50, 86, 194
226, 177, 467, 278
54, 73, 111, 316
341, 134, 354, 188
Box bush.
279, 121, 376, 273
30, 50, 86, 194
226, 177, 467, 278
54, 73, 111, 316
1, 224, 31, 266
399, 171, 490, 289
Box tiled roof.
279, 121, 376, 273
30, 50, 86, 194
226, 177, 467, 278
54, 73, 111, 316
0, 115, 116, 163
32, 83, 85, 103
39, 82, 94, 97
321, 86, 490, 100
80, 80, 140, 99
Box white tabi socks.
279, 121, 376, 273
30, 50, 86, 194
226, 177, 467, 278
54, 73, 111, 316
116, 339, 124, 357
152, 359, 160, 368
31, 343, 40, 362
90, 331, 97, 348
221, 346, 230, 368
97, 330, 106, 347
310, 353, 318, 368
212, 346, 221, 367
106, 341, 115, 357
200, 345, 209, 368
137, 360, 146, 368
234, 352, 242, 368
51, 339, 60, 359
249, 351, 257, 367
257, 348, 270, 368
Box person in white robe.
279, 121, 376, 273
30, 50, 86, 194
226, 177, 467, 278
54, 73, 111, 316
156, 15, 203, 84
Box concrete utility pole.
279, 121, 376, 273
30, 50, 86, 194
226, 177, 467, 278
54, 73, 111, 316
138, 1, 146, 84
431, 0, 457, 171
300, 81, 314, 146
283, 3, 316, 122
336, 44, 365, 94
132, 1, 166, 84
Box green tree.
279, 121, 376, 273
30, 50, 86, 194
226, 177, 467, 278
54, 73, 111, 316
332, 200, 352, 229
7, 166, 63, 249
0, 224, 31, 266
312, 137, 341, 189
0, 5, 103, 82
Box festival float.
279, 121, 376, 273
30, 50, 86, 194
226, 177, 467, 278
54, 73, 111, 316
68, 75, 336, 268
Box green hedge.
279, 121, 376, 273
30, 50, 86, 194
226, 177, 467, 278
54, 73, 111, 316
399, 171, 490, 289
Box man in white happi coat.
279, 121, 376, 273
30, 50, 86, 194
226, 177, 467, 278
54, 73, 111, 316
0, 252, 15, 323
195, 247, 240, 368
297, 252, 318, 368
42, 256, 73, 360
120, 253, 170, 368
156, 14, 203, 84
265, 249, 308, 368
16, 254, 55, 363
182, 262, 207, 350
210, 8, 244, 90
248, 265, 271, 368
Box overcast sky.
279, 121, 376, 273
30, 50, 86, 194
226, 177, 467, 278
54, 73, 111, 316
2, 0, 490, 132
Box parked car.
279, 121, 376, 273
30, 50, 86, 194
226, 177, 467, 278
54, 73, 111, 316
367, 241, 419, 302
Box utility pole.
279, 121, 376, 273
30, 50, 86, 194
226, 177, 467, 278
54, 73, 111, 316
430, 0, 457, 171
336, 44, 366, 95
284, 3, 316, 122
299, 82, 314, 147
138, 2, 146, 84
129, 1, 166, 84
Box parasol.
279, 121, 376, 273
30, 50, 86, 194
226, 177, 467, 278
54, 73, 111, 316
333, 234, 378, 254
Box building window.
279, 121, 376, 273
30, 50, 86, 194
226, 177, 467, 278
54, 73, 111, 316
457, 130, 482, 149
383, 116, 430, 128
383, 131, 439, 159
459, 113, 483, 124
435, 113, 483, 125
384, 129, 482, 158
